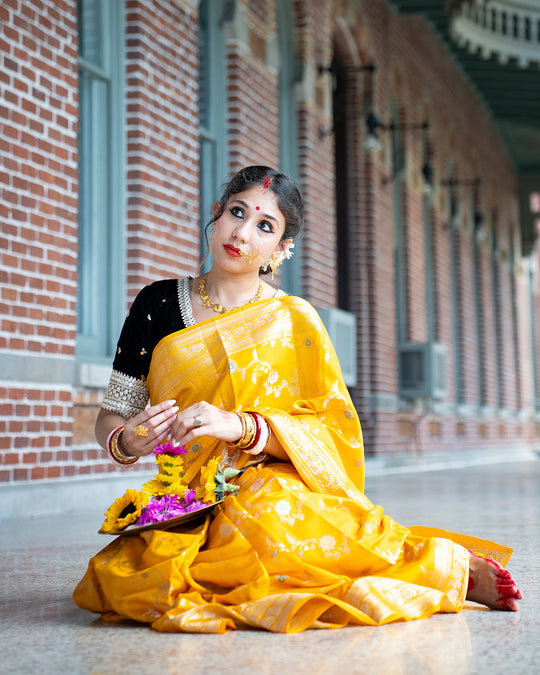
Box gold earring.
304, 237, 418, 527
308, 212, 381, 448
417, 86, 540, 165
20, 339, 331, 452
263, 256, 277, 280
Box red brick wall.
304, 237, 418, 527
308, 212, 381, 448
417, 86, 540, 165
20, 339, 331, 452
1, 0, 538, 487
71, 0, 202, 476
124, 0, 201, 300
227, 44, 280, 173
294, 0, 336, 306
329, 1, 536, 454
1, 0, 79, 481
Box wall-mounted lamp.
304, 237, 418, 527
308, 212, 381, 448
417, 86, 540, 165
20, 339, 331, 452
474, 210, 485, 231
317, 61, 376, 139
441, 177, 484, 232
364, 112, 385, 152
421, 123, 434, 197
422, 161, 434, 196
377, 121, 431, 191
366, 118, 429, 155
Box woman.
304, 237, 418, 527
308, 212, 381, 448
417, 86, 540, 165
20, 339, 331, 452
74, 166, 521, 633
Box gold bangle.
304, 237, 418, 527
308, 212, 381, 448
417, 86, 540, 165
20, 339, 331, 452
109, 428, 139, 465
226, 412, 257, 448
226, 412, 247, 447
237, 412, 257, 448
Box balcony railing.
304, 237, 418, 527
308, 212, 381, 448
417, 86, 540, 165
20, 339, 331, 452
450, 0, 540, 67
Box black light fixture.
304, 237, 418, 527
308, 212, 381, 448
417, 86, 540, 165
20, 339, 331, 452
441, 177, 484, 231
364, 111, 385, 152
317, 61, 377, 139
421, 123, 434, 196
378, 121, 431, 188
474, 210, 485, 230
369, 119, 429, 149
422, 160, 434, 195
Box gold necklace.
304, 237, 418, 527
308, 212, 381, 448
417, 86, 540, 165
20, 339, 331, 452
198, 275, 263, 314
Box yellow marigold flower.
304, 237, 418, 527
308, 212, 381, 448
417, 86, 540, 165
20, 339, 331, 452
202, 480, 217, 504
100, 489, 149, 533
159, 478, 188, 496
143, 474, 188, 497
142, 478, 165, 496
160, 466, 185, 482
155, 454, 184, 474
199, 457, 220, 503
201, 457, 220, 480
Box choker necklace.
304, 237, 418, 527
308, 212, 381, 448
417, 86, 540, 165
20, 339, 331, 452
198, 275, 263, 314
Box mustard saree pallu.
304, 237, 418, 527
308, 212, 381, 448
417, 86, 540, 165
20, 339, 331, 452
74, 297, 508, 633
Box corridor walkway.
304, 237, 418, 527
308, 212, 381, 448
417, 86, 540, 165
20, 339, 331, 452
1, 458, 538, 674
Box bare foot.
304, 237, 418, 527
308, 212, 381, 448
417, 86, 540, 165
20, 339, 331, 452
467, 552, 522, 611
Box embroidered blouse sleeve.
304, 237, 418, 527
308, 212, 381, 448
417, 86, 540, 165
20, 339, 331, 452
101, 285, 158, 419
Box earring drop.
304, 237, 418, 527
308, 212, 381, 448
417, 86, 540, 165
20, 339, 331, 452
263, 241, 295, 280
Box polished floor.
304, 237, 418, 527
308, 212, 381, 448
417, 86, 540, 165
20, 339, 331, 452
1, 457, 538, 675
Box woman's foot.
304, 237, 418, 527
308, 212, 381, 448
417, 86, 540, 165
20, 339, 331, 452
467, 552, 522, 611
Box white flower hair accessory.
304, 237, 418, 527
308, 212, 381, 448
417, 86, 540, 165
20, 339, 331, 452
264, 241, 294, 279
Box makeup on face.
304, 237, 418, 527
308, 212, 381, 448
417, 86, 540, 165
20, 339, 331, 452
212, 187, 286, 267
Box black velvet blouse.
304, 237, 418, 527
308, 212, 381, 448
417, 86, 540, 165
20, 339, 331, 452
101, 279, 187, 419
112, 279, 187, 381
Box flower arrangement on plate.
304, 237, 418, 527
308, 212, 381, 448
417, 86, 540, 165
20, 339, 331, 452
100, 442, 241, 535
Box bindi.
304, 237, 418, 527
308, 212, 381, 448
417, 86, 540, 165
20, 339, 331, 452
256, 206, 260, 210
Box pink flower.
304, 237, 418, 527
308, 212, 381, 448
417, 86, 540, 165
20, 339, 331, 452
184, 499, 207, 513
152, 442, 187, 456
136, 495, 186, 525
183, 489, 198, 506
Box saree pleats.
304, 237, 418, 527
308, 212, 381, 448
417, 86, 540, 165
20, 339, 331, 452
74, 463, 470, 632
74, 297, 509, 632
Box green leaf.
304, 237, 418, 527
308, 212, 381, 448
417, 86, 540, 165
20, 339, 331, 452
223, 467, 241, 479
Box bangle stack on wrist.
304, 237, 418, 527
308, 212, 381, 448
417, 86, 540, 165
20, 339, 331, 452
226, 412, 270, 456
226, 412, 256, 449
107, 426, 140, 465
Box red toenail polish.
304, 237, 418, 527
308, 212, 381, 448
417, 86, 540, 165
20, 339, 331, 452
468, 577, 476, 591
497, 585, 518, 598
486, 558, 502, 570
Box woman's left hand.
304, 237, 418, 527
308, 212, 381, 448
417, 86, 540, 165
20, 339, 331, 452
169, 401, 243, 447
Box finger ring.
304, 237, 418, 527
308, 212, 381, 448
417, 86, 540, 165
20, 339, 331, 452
133, 424, 149, 439
193, 417, 202, 427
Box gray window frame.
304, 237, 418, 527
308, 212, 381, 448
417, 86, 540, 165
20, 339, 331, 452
278, 0, 302, 296
198, 0, 227, 273
76, 0, 126, 362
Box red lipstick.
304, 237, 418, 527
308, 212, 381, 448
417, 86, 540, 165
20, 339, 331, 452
224, 244, 241, 257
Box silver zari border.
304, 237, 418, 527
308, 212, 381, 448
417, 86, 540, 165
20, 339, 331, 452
101, 369, 149, 419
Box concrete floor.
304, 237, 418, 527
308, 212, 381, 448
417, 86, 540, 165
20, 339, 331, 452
1, 458, 538, 675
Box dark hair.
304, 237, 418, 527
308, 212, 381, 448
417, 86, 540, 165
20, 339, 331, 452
212, 166, 304, 242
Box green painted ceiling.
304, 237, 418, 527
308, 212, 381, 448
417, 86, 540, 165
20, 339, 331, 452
391, 0, 540, 174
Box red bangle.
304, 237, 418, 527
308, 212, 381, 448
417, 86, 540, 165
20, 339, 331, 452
107, 426, 139, 465
106, 426, 124, 453
243, 414, 261, 451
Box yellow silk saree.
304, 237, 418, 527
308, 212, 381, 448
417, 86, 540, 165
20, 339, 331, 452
74, 296, 511, 633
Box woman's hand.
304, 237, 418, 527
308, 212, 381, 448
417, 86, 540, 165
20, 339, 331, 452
169, 401, 243, 447
119, 399, 180, 457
